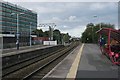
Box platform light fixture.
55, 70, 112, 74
11, 12, 25, 50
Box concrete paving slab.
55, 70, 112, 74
43, 45, 82, 79
76, 44, 118, 79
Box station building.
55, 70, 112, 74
0, 1, 37, 48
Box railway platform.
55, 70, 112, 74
2, 45, 53, 57
2, 45, 44, 54
43, 44, 119, 80
2, 45, 63, 70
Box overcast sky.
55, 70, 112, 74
3, 0, 118, 37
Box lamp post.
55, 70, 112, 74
93, 15, 101, 30
92, 15, 99, 43
93, 15, 102, 43
91, 26, 94, 43
30, 22, 32, 47
16, 13, 19, 50
92, 15, 98, 43
11, 13, 24, 50
49, 25, 55, 41
99, 23, 102, 30
61, 33, 64, 45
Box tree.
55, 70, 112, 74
33, 28, 71, 44
81, 23, 115, 43
63, 33, 71, 43
44, 31, 49, 37
86, 23, 94, 28
53, 29, 61, 44
33, 29, 44, 37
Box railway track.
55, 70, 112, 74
2, 46, 65, 77
2, 47, 65, 77
2, 42, 80, 80
3, 45, 63, 69
24, 42, 79, 80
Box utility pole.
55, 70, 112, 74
11, 13, 24, 50
99, 23, 102, 30
16, 14, 19, 50
92, 26, 94, 43
30, 22, 32, 47
38, 23, 56, 41
61, 33, 64, 45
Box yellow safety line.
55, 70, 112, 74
66, 44, 84, 79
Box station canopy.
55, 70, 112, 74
98, 28, 120, 43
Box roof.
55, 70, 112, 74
97, 28, 120, 43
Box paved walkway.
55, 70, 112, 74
2, 45, 43, 54
43, 44, 119, 80
2, 45, 53, 57
76, 44, 118, 79
43, 44, 82, 80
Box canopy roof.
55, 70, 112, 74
97, 28, 120, 43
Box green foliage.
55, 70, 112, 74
63, 33, 71, 43
33, 29, 44, 37
33, 28, 71, 44
81, 23, 115, 43
53, 29, 61, 44
44, 31, 49, 37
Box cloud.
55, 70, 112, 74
2, 1, 118, 37
89, 3, 106, 10
89, 3, 117, 11
35, 7, 64, 14
63, 25, 68, 28
61, 25, 86, 37
52, 17, 62, 23
39, 17, 62, 24
3, 0, 119, 2
69, 16, 76, 21
40, 16, 81, 24
64, 16, 77, 22
67, 16, 78, 22
7, 2, 65, 14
